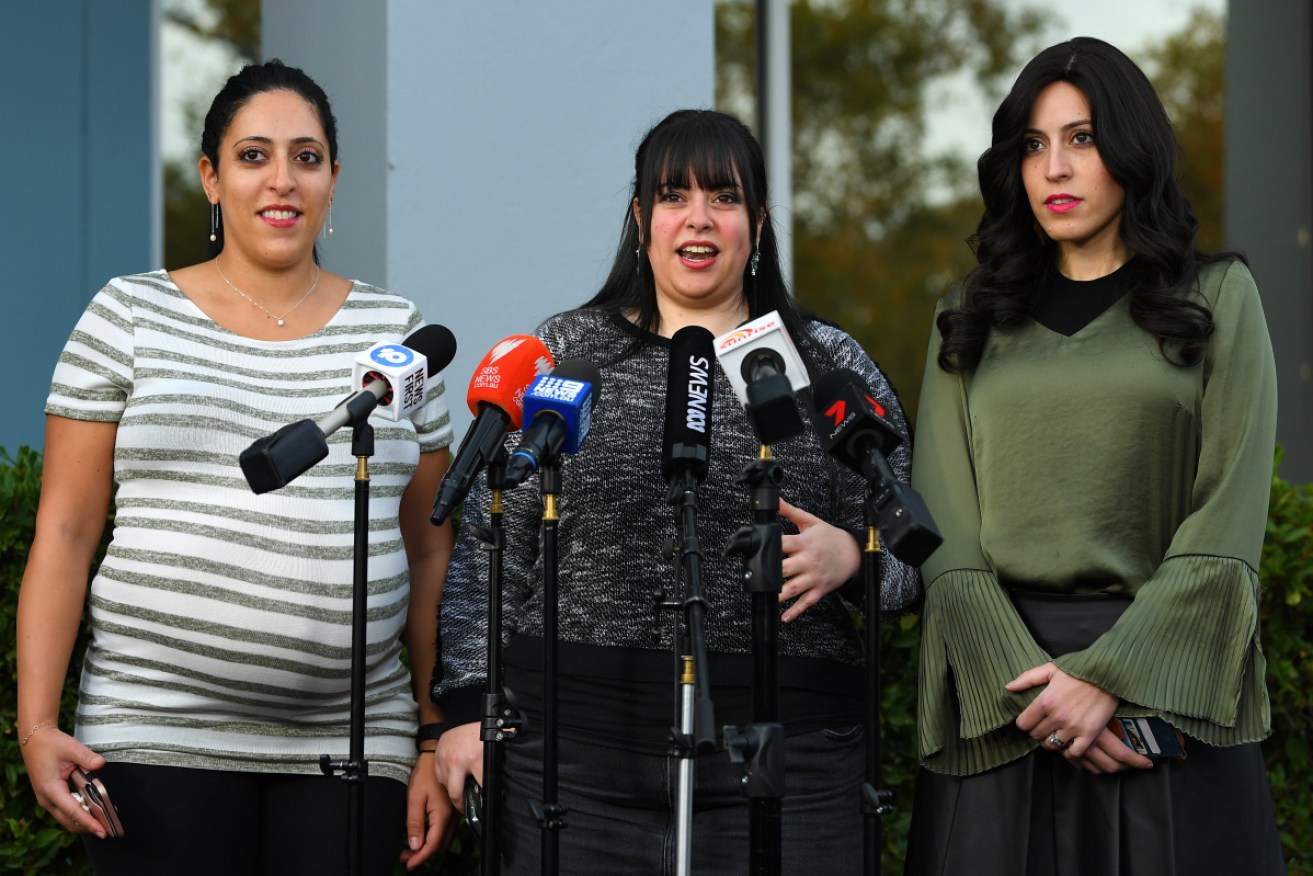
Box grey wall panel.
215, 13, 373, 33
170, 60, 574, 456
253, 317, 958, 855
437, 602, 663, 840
1225, 0, 1313, 483
264, 0, 715, 439
2, 1, 157, 453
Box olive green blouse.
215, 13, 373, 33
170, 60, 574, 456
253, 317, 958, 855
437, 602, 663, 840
911, 260, 1278, 776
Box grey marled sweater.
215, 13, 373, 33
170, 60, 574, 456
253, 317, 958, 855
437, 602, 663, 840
434, 309, 919, 722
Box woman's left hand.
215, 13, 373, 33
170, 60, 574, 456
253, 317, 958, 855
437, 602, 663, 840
1007, 663, 1153, 774
777, 498, 861, 622
399, 750, 457, 870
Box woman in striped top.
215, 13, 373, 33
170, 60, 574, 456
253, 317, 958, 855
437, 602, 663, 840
17, 60, 456, 874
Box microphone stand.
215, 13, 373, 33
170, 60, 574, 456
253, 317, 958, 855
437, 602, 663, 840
319, 422, 375, 876
656, 447, 718, 876
859, 516, 893, 876
854, 446, 936, 875
529, 459, 567, 876
724, 445, 786, 876
472, 450, 524, 876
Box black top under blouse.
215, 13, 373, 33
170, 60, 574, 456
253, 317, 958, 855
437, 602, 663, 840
1030, 259, 1137, 336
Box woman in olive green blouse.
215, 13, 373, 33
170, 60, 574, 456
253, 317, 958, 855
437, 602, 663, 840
904, 37, 1283, 874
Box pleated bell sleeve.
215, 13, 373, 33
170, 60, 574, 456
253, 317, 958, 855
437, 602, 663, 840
912, 297, 1052, 775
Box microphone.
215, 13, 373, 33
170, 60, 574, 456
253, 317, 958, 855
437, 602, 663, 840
431, 335, 555, 524
503, 359, 602, 488
239, 324, 458, 494
662, 325, 715, 485
812, 368, 942, 566
713, 310, 809, 445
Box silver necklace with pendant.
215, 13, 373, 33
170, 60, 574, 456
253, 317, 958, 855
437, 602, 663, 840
215, 261, 321, 327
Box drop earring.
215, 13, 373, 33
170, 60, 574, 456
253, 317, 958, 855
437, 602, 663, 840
209, 203, 219, 243
750, 250, 760, 277
635, 244, 642, 277
323, 201, 334, 239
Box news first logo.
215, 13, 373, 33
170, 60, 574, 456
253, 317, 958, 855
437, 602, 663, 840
401, 370, 426, 410
358, 342, 427, 418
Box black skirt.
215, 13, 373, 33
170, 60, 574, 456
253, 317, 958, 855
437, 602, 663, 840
904, 591, 1284, 876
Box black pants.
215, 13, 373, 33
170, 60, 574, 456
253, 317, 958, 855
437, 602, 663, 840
80, 762, 407, 876
496, 725, 865, 875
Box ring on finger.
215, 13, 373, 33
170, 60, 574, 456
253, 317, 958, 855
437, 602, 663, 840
1046, 731, 1067, 749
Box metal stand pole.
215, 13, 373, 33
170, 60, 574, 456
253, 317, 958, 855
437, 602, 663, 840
531, 462, 566, 875
724, 447, 786, 876
320, 423, 375, 876
860, 522, 893, 875
657, 461, 718, 876
476, 454, 523, 876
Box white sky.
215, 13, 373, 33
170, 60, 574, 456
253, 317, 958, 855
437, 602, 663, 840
160, 0, 1226, 168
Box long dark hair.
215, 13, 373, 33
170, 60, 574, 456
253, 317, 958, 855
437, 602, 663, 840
937, 37, 1232, 372
582, 109, 817, 344
200, 59, 339, 258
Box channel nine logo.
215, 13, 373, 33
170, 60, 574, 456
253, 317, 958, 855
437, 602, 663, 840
532, 377, 588, 404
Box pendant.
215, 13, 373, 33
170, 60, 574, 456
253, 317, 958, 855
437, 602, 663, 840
276, 318, 285, 326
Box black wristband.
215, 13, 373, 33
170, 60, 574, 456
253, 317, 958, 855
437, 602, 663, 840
417, 722, 448, 743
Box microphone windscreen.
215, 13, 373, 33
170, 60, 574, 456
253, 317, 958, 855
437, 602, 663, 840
812, 368, 902, 457
662, 325, 715, 482
404, 324, 458, 376
519, 359, 601, 456
549, 359, 603, 395
465, 335, 555, 429
712, 310, 810, 404
811, 368, 864, 412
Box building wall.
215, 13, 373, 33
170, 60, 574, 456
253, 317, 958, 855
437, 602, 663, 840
1, 1, 159, 453
264, 0, 716, 439
1226, 0, 1313, 482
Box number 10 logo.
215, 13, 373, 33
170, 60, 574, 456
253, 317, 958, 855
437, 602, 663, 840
370, 345, 414, 368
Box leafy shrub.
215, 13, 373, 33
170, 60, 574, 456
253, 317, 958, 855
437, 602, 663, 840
0, 446, 95, 874
1259, 449, 1313, 873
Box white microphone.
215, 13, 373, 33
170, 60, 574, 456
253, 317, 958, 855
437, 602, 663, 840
713, 311, 809, 444
240, 325, 457, 493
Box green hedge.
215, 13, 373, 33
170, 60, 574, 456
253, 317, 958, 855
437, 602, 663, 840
3, 446, 1311, 873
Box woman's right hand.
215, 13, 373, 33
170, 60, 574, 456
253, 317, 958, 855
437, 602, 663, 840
432, 722, 483, 814
20, 726, 109, 838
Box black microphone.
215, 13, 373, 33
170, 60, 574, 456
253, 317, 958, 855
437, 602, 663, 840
239, 325, 458, 494
503, 359, 602, 488
662, 326, 716, 485
812, 368, 942, 566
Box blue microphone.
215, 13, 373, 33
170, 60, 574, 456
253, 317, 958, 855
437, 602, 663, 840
503, 359, 601, 488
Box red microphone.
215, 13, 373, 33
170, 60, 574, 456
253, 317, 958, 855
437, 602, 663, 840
432, 335, 554, 523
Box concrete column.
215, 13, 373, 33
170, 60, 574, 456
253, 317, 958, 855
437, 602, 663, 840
1226, 0, 1313, 482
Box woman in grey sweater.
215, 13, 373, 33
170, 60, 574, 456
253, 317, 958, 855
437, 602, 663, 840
433, 108, 918, 874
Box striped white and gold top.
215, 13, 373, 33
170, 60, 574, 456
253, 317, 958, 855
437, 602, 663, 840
46, 271, 453, 784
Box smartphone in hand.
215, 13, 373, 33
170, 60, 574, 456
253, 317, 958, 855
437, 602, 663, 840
68, 767, 125, 838
1115, 717, 1186, 760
